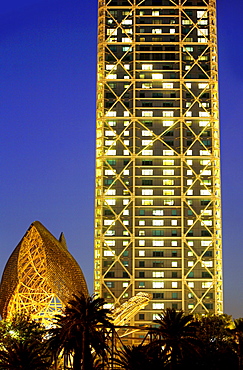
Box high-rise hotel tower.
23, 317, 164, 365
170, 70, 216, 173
94, 0, 223, 323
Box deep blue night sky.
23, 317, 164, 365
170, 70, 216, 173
0, 0, 243, 318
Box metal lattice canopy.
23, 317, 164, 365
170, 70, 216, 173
0, 221, 88, 326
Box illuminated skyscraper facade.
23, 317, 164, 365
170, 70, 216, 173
94, 0, 223, 323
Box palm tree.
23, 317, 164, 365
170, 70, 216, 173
233, 318, 243, 370
48, 293, 113, 370
0, 338, 51, 370
114, 344, 166, 370
151, 308, 200, 370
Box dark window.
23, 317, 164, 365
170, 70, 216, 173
153, 293, 164, 299
142, 160, 153, 165
104, 210, 113, 215
105, 271, 115, 278
172, 303, 178, 309
202, 272, 211, 278
123, 272, 129, 278
204, 303, 213, 309
139, 209, 145, 216
139, 261, 145, 267
152, 230, 164, 236
142, 180, 153, 185
172, 272, 177, 278
172, 251, 177, 257
201, 230, 211, 236
203, 251, 213, 257
153, 261, 164, 268
139, 313, 145, 320
153, 251, 164, 257
139, 271, 145, 278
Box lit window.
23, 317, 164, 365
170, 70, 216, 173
187, 190, 193, 195
200, 190, 211, 196
172, 282, 178, 288
202, 282, 212, 288
139, 220, 145, 226
104, 250, 115, 256
199, 111, 210, 117
123, 140, 129, 146
164, 199, 174, 205
105, 199, 116, 205
106, 111, 117, 118
153, 210, 164, 216
142, 83, 153, 88
163, 150, 174, 156
187, 220, 193, 226
123, 210, 129, 216
139, 250, 145, 256
163, 82, 173, 89
122, 37, 132, 43
142, 150, 153, 155
164, 179, 174, 187
105, 169, 116, 175
185, 83, 192, 88
142, 64, 153, 70
188, 303, 194, 310
153, 220, 164, 226
105, 140, 115, 146
142, 199, 153, 205
107, 29, 117, 35
123, 220, 129, 225
183, 46, 193, 52
123, 282, 129, 287
153, 303, 164, 309
163, 120, 174, 126
142, 189, 153, 195
142, 111, 153, 117
188, 282, 194, 288
187, 180, 193, 185
163, 189, 174, 195
188, 261, 194, 267
106, 189, 116, 195
163, 111, 174, 117
152, 73, 163, 79
153, 240, 164, 246
123, 170, 129, 175
106, 74, 117, 80
198, 83, 208, 89
163, 169, 174, 175
201, 220, 212, 226
152, 10, 160, 16
163, 160, 174, 166
122, 19, 132, 25
170, 28, 175, 34
123, 199, 129, 205
171, 220, 177, 226
153, 281, 164, 288
201, 209, 212, 216
171, 241, 177, 246
106, 64, 117, 70
152, 28, 162, 34
142, 140, 153, 146
182, 20, 193, 25
202, 261, 213, 268
188, 251, 193, 257
200, 169, 211, 175
153, 272, 164, 278
142, 169, 153, 175
200, 150, 210, 156
198, 28, 208, 36
187, 170, 192, 175
142, 130, 153, 136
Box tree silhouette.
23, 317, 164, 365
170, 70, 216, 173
48, 293, 113, 370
